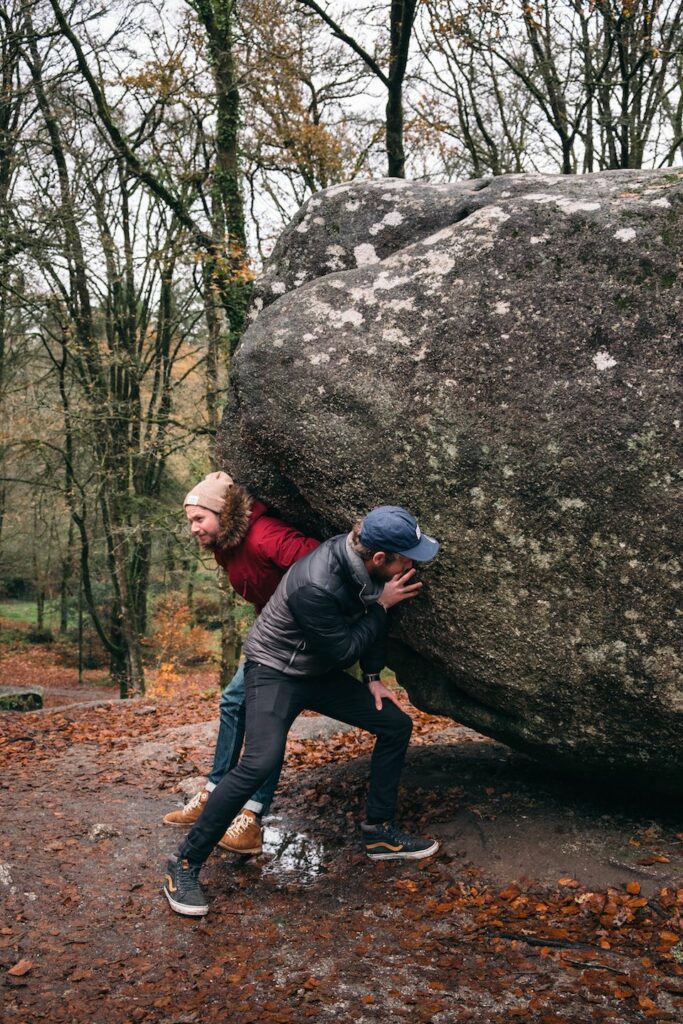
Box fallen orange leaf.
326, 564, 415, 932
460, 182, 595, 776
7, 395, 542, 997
8, 960, 32, 977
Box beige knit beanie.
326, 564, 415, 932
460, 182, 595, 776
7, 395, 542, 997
183, 471, 234, 513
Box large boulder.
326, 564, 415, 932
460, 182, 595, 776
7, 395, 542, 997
218, 170, 682, 794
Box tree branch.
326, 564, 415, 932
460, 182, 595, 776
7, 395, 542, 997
47, 0, 216, 251
294, 0, 390, 86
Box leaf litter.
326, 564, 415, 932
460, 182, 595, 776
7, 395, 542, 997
0, 668, 681, 1023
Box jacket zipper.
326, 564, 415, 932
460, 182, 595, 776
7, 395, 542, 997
287, 638, 306, 668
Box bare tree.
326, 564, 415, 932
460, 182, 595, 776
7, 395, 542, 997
415, 0, 537, 177
417, 0, 683, 175
237, 0, 379, 252
590, 0, 683, 169
0, 2, 30, 558
5, 1, 217, 693
294, 0, 419, 177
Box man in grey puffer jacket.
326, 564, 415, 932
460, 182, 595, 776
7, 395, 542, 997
164, 506, 440, 917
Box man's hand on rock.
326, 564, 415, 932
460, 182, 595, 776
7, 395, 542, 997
378, 569, 422, 609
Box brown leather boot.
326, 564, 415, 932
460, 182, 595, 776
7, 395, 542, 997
163, 788, 209, 826
217, 809, 263, 855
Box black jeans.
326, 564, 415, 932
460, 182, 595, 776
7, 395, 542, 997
179, 660, 413, 866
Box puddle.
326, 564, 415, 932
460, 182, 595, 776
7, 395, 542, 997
260, 819, 331, 885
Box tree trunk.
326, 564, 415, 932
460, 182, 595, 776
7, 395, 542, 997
109, 604, 128, 698
386, 80, 405, 177
386, 0, 417, 178
130, 531, 151, 637
194, 0, 250, 346
0, 12, 20, 570
193, 0, 250, 683
59, 573, 69, 634
110, 540, 146, 697
59, 518, 75, 633
101, 497, 146, 697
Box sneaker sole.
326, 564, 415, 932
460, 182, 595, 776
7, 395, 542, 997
366, 839, 440, 861
163, 885, 208, 916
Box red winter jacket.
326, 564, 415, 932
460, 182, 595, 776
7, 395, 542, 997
213, 487, 319, 613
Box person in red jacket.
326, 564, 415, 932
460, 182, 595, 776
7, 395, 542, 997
163, 471, 319, 854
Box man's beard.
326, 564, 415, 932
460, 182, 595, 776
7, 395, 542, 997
368, 566, 395, 583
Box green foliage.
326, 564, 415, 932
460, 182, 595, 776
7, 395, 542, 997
0, 602, 41, 624
0, 600, 78, 632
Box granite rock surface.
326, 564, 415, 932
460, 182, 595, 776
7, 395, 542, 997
218, 170, 682, 792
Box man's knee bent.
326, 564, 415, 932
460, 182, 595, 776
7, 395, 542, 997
379, 704, 412, 743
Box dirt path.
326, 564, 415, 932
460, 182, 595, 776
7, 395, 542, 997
1, 694, 681, 1024
0, 644, 115, 708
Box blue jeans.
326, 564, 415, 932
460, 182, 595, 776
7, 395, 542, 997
207, 662, 282, 815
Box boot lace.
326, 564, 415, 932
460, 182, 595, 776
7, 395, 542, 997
184, 790, 206, 811
226, 812, 252, 837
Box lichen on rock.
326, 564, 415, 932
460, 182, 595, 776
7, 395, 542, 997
218, 169, 683, 794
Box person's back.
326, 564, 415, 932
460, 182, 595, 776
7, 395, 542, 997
245, 533, 387, 676
213, 488, 317, 612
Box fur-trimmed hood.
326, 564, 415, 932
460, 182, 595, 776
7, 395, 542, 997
217, 485, 265, 550
213, 489, 319, 612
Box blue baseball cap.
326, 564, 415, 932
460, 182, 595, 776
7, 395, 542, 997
359, 506, 440, 562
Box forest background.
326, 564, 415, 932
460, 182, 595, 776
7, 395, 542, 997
1, 0, 681, 699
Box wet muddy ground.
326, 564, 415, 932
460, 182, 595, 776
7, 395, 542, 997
1, 693, 681, 1023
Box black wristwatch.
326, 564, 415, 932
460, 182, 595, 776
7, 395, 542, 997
364, 673, 381, 686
